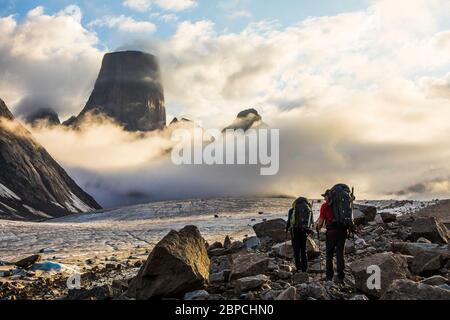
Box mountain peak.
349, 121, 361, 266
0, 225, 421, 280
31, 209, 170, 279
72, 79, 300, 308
0, 98, 14, 121
69, 51, 166, 132
0, 98, 101, 220
25, 108, 61, 127
223, 108, 265, 132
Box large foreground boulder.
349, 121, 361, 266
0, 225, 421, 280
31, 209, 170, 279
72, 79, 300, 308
411, 217, 448, 244
381, 279, 450, 300
126, 226, 210, 299
253, 219, 287, 243
350, 252, 409, 298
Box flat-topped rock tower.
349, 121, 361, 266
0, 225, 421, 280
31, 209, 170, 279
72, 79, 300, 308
72, 51, 166, 131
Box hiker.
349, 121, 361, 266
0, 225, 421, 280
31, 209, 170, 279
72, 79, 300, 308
286, 197, 314, 273
316, 185, 355, 283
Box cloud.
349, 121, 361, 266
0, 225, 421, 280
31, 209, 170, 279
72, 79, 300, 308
123, 0, 151, 12
420, 73, 450, 99
229, 10, 252, 20
154, 0, 198, 12
123, 0, 197, 12
0, 5, 103, 118
3, 0, 450, 206
88, 15, 156, 34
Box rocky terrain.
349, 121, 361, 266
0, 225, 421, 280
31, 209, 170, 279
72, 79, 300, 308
0, 198, 448, 300
0, 99, 101, 220
66, 51, 166, 132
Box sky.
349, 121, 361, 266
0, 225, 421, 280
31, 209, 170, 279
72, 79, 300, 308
1, 0, 450, 206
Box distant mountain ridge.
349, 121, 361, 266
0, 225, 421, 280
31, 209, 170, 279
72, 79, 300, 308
0, 98, 101, 221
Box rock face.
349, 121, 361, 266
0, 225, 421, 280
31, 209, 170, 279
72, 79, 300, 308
411, 217, 448, 244
0, 98, 101, 220
223, 108, 266, 132
126, 226, 210, 300
24, 108, 61, 127
71, 51, 166, 132
381, 279, 450, 300
350, 252, 409, 298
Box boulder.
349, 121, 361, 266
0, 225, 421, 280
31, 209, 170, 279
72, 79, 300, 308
411, 250, 444, 276
375, 215, 384, 225
354, 204, 377, 222
380, 212, 397, 223
230, 252, 271, 280
296, 283, 330, 300
391, 242, 440, 257
275, 286, 296, 300
211, 255, 233, 274
293, 273, 310, 285
411, 217, 448, 244
253, 219, 288, 243
234, 275, 269, 293
209, 272, 225, 284
272, 241, 293, 259
126, 226, 210, 299
353, 210, 366, 226
244, 236, 261, 249
271, 238, 320, 260
15, 255, 41, 269
350, 252, 409, 297
381, 279, 450, 300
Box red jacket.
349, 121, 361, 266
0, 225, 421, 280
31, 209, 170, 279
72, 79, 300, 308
320, 201, 333, 225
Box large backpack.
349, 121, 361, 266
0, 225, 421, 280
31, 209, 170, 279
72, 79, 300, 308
290, 197, 313, 231
328, 184, 355, 230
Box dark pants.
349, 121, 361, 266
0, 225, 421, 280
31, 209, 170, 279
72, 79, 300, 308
291, 229, 308, 272
326, 229, 347, 280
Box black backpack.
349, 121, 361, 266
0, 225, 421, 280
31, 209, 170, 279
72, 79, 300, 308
328, 184, 355, 230
290, 197, 313, 231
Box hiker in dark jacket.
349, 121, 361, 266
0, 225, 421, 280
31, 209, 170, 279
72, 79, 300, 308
286, 205, 312, 273
316, 190, 347, 283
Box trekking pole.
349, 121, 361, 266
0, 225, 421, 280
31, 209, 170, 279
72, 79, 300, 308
316, 225, 323, 280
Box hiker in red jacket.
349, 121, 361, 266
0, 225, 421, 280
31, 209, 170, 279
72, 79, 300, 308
316, 189, 347, 283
